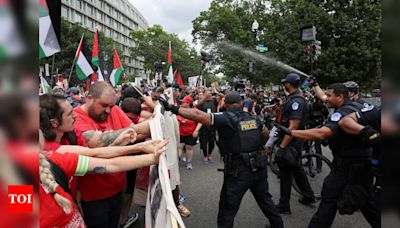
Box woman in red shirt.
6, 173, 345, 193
176, 96, 202, 170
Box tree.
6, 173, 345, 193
130, 25, 201, 85
192, 0, 381, 89
40, 18, 122, 86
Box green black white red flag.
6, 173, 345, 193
39, 0, 60, 58
109, 50, 124, 87
91, 29, 104, 82
74, 35, 94, 80
166, 41, 174, 84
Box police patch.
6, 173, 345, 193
292, 102, 299, 110
240, 120, 257, 131
331, 112, 342, 122
361, 104, 374, 112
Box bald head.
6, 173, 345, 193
85, 82, 117, 122
89, 82, 116, 99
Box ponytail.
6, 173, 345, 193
39, 153, 72, 214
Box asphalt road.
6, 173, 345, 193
132, 145, 370, 228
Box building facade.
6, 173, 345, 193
61, 0, 148, 77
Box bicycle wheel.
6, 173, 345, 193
292, 153, 332, 199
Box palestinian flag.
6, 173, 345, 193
39, 0, 60, 58
40, 76, 52, 94
74, 35, 94, 80
166, 41, 174, 83
91, 30, 104, 82
109, 50, 124, 87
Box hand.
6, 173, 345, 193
192, 131, 199, 138
111, 129, 137, 146
153, 139, 170, 163
276, 124, 292, 136
308, 76, 318, 87
274, 147, 285, 163
138, 139, 169, 154
158, 97, 179, 115
359, 125, 380, 145
143, 95, 156, 108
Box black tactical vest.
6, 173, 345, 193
219, 111, 263, 155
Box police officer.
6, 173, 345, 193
275, 73, 315, 214
343, 81, 370, 106
277, 83, 380, 228
159, 92, 284, 228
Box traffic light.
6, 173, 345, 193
312, 40, 322, 56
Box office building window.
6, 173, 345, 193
75, 13, 82, 24
61, 6, 68, 18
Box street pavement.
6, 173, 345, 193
132, 145, 370, 228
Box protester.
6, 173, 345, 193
177, 95, 202, 169
73, 82, 151, 227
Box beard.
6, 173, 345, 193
88, 105, 109, 122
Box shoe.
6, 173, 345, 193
275, 204, 291, 214
121, 213, 139, 228
186, 162, 193, 170
202, 159, 209, 165
208, 157, 213, 163
177, 204, 191, 217
298, 197, 316, 206
179, 194, 186, 203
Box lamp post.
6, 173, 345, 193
252, 19, 259, 48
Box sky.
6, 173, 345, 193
128, 0, 212, 48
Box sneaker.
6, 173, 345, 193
177, 204, 191, 217
298, 197, 316, 206
179, 194, 186, 203
207, 156, 213, 163
202, 159, 209, 165
186, 162, 193, 170
121, 213, 139, 228
275, 204, 291, 214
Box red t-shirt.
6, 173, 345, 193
40, 151, 85, 228
73, 106, 132, 201
176, 115, 197, 136
43, 130, 87, 198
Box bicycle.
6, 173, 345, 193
267, 130, 332, 198
292, 140, 332, 199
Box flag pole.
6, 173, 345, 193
68, 34, 84, 85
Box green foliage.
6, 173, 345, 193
130, 25, 201, 84
192, 0, 382, 89
40, 18, 122, 86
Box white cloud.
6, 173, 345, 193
129, 0, 212, 46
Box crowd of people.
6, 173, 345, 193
39, 72, 381, 228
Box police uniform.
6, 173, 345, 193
308, 101, 380, 228
277, 90, 315, 211
212, 94, 284, 228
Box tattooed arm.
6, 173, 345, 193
177, 108, 212, 126
82, 121, 151, 148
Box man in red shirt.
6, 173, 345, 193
74, 82, 150, 228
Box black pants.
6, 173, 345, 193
308, 169, 380, 228
218, 162, 284, 228
81, 191, 123, 228
199, 127, 216, 157
278, 147, 314, 209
